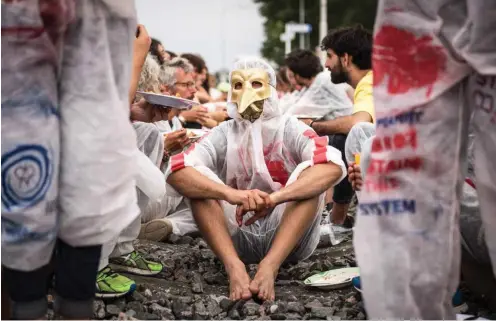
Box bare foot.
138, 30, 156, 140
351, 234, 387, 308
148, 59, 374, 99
225, 261, 252, 301
249, 262, 277, 301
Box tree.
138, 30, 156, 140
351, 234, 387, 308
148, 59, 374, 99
254, 0, 378, 65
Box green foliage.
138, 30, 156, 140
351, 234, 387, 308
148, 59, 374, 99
254, 0, 378, 65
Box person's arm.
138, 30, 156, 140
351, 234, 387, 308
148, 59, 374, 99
129, 24, 151, 105
270, 163, 343, 205
164, 125, 229, 197
270, 118, 347, 205
310, 111, 372, 135
307, 74, 375, 135
167, 167, 231, 200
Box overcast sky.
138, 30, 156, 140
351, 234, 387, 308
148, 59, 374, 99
136, 0, 266, 72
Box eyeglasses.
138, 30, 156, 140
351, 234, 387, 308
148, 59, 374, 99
175, 82, 196, 89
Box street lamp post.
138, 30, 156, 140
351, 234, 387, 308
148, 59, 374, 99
299, 0, 305, 49
318, 0, 328, 64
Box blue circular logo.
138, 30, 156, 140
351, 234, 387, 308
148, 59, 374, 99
2, 145, 53, 211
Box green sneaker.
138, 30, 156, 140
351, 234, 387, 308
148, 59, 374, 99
95, 267, 136, 298
109, 251, 163, 276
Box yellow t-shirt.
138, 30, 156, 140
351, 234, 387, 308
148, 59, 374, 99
353, 71, 375, 123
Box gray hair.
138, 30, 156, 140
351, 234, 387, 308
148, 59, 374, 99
159, 57, 195, 87
138, 54, 161, 93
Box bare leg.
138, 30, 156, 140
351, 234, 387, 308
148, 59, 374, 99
191, 199, 252, 300
330, 202, 350, 225
249, 196, 320, 301
325, 187, 334, 205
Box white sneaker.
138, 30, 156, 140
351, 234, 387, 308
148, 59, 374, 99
138, 218, 173, 242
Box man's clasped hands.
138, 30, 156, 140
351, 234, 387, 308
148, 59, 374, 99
224, 188, 281, 227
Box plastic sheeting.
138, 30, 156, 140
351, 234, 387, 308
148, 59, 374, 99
154, 117, 183, 133
133, 122, 194, 235
283, 71, 352, 119
1, 0, 139, 271
165, 57, 347, 261
355, 0, 496, 319
344, 122, 376, 164
134, 122, 166, 204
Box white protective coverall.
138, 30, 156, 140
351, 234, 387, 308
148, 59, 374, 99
344, 122, 377, 166
283, 70, 352, 119
1, 0, 139, 271
136, 120, 195, 237
355, 0, 496, 319
278, 88, 306, 113
99, 122, 167, 270
164, 57, 347, 264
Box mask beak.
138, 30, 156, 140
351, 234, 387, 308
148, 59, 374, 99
237, 87, 260, 114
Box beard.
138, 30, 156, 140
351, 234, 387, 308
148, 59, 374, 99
329, 60, 349, 84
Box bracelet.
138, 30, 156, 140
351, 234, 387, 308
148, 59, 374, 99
309, 120, 315, 128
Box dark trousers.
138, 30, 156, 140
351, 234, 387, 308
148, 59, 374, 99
328, 134, 354, 204
2, 239, 101, 319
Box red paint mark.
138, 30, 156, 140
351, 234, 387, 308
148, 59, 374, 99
197, 132, 210, 143
237, 148, 251, 178
372, 127, 417, 152
185, 143, 196, 154
373, 25, 446, 98
384, 7, 404, 13
264, 142, 289, 184
1, 27, 45, 38
368, 156, 423, 175
170, 132, 209, 172
465, 178, 476, 190
303, 129, 318, 139
265, 160, 289, 185
3, 0, 73, 41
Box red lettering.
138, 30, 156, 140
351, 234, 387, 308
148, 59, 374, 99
393, 133, 405, 149
384, 136, 392, 150
372, 137, 383, 152
385, 159, 397, 172
367, 157, 423, 175
407, 127, 417, 149
371, 127, 417, 152
407, 157, 423, 170
368, 159, 384, 175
